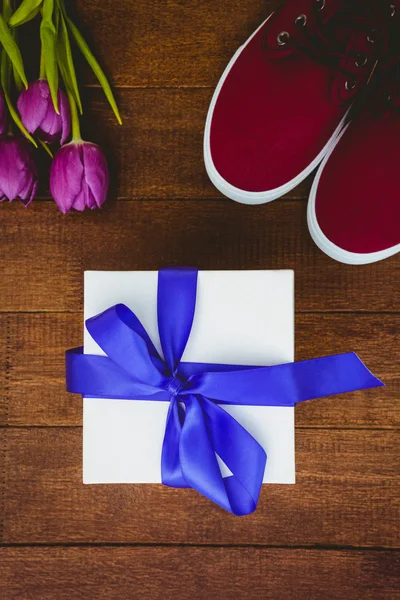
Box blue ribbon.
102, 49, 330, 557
66, 268, 383, 516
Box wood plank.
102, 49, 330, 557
0, 546, 398, 600
0, 317, 8, 427
0, 201, 398, 313
0, 429, 5, 543
2, 313, 397, 428
72, 0, 273, 88
3, 428, 398, 546
84, 88, 219, 200
32, 87, 310, 200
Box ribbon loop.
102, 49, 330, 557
66, 268, 384, 516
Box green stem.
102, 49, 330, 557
1, 43, 11, 95
40, 43, 46, 78
3, 0, 11, 20
67, 88, 81, 141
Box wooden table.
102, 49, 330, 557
0, 1, 399, 598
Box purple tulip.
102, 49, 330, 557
0, 92, 6, 135
17, 80, 71, 144
50, 141, 109, 213
0, 135, 38, 205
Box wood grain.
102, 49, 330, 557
0, 312, 397, 428
0, 546, 398, 600
0, 428, 5, 543
0, 318, 8, 426
0, 201, 398, 313
71, 0, 273, 88
3, 428, 398, 546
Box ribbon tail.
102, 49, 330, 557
185, 353, 384, 406
177, 395, 237, 514
202, 398, 266, 516
170, 395, 264, 516
161, 397, 189, 488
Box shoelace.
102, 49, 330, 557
270, 0, 394, 86
373, 57, 400, 118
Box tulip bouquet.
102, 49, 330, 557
0, 0, 121, 212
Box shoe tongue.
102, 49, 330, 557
324, 1, 393, 50
321, 0, 348, 21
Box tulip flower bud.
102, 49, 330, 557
50, 141, 109, 213
0, 135, 38, 205
0, 92, 6, 135
17, 80, 71, 144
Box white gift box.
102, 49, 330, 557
83, 270, 295, 485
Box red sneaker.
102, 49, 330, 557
308, 6, 400, 265
204, 0, 390, 204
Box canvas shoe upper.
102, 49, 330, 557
307, 2, 400, 265
204, 0, 392, 204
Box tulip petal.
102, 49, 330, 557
50, 142, 84, 213
18, 80, 70, 144
19, 151, 38, 205
17, 80, 49, 134
40, 103, 62, 139
81, 180, 97, 210
0, 138, 27, 200
71, 187, 87, 211
58, 89, 71, 145
81, 142, 109, 208
0, 136, 37, 203
15, 141, 38, 205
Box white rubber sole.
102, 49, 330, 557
308, 124, 400, 265
204, 14, 349, 205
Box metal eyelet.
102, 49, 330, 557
277, 31, 290, 46
367, 30, 377, 43
295, 14, 307, 27
316, 0, 325, 10
345, 79, 357, 92
355, 53, 368, 67
390, 4, 396, 17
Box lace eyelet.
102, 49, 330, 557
295, 14, 307, 27
390, 4, 396, 17
345, 79, 357, 92
277, 31, 290, 46
316, 0, 325, 10
355, 53, 368, 67
367, 30, 377, 43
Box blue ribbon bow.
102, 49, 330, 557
66, 268, 383, 516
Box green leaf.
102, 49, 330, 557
0, 51, 37, 146
9, 0, 43, 27
57, 10, 82, 113
0, 14, 28, 88
10, 27, 24, 92
38, 138, 54, 157
12, 60, 24, 91
66, 17, 122, 124
40, 0, 59, 113
5, 9, 25, 91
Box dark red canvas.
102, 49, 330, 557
314, 70, 400, 255
208, 0, 391, 195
